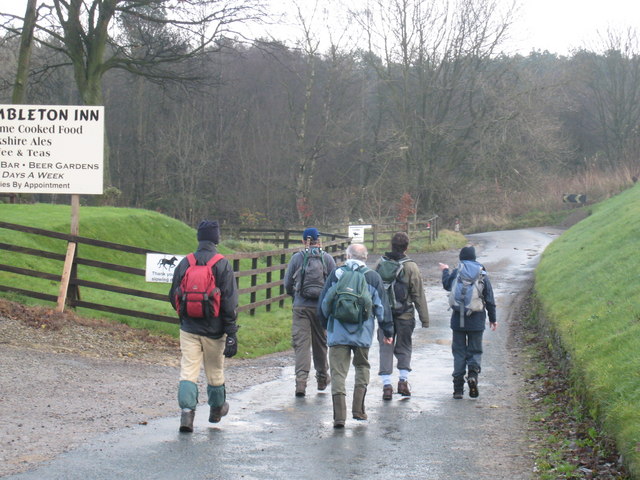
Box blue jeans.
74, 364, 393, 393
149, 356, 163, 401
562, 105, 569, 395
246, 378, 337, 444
451, 330, 483, 379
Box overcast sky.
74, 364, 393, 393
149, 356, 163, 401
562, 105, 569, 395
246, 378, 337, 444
3, 0, 640, 55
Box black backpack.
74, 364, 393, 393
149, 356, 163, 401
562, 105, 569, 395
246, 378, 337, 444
294, 248, 328, 300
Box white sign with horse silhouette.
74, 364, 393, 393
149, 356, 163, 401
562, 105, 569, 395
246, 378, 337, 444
145, 253, 185, 283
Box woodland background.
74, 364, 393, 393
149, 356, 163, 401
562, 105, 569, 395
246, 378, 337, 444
1, 0, 638, 231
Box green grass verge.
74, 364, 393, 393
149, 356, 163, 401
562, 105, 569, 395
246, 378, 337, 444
0, 203, 290, 358
535, 183, 640, 477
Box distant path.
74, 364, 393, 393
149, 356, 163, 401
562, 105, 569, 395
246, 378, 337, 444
2, 228, 563, 479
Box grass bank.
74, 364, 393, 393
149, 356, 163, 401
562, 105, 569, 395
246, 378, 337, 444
0, 204, 291, 358
534, 183, 640, 477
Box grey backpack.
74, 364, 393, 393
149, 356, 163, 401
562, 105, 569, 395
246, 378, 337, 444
294, 248, 328, 300
448, 261, 485, 327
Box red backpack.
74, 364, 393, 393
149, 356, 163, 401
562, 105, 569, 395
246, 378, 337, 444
175, 253, 224, 319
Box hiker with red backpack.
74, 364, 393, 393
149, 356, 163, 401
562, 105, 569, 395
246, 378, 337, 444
284, 227, 336, 397
169, 220, 239, 432
439, 245, 497, 400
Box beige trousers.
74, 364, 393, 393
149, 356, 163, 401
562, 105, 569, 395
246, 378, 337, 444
179, 330, 226, 386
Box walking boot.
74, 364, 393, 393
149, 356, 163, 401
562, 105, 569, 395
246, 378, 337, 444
453, 377, 464, 400
397, 379, 411, 397
317, 375, 330, 391
382, 384, 393, 401
352, 386, 368, 420
209, 402, 229, 423
295, 379, 307, 397
179, 408, 195, 432
332, 394, 347, 428
467, 371, 479, 398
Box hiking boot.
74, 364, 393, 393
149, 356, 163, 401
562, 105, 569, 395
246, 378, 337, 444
453, 377, 464, 400
467, 374, 479, 398
352, 386, 368, 420
397, 379, 411, 397
295, 379, 307, 397
332, 394, 346, 428
317, 376, 330, 391
179, 409, 195, 432
209, 402, 229, 423
382, 384, 393, 401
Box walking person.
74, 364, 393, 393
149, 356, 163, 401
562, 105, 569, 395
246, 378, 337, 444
169, 220, 239, 432
375, 232, 430, 399
439, 245, 497, 399
318, 243, 394, 428
284, 227, 336, 396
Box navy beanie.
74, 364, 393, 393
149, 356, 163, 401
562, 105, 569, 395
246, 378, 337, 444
197, 220, 220, 244
459, 246, 476, 261
302, 227, 319, 241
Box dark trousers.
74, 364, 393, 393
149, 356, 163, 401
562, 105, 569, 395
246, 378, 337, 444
451, 329, 483, 378
377, 315, 416, 375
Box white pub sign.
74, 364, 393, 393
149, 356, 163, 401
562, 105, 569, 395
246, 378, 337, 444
0, 104, 104, 194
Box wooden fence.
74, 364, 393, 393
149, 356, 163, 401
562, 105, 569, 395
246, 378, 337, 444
0, 221, 350, 323
239, 216, 438, 252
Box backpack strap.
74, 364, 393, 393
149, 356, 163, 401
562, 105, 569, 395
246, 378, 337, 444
186, 253, 197, 267
205, 253, 224, 269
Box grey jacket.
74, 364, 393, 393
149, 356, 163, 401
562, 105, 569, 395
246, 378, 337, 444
284, 248, 336, 307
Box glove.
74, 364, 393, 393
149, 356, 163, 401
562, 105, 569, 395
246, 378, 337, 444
223, 335, 237, 358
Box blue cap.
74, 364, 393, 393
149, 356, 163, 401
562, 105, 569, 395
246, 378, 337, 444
302, 227, 319, 241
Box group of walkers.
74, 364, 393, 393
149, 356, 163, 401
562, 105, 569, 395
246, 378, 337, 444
169, 221, 497, 432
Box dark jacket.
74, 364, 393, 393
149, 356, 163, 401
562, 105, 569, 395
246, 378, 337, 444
441, 261, 497, 331
169, 241, 238, 338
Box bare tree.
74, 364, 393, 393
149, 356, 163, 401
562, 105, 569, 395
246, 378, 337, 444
352, 0, 516, 212
11, 0, 38, 104
1, 0, 266, 184
582, 28, 640, 168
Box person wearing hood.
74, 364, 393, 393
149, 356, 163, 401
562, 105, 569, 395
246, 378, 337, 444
375, 232, 430, 399
169, 220, 239, 432
318, 243, 394, 428
439, 245, 497, 399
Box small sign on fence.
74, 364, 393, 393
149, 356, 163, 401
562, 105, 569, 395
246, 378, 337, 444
348, 224, 372, 243
146, 253, 184, 283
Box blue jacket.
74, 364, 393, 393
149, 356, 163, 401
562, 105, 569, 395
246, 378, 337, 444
318, 259, 394, 347
441, 260, 497, 331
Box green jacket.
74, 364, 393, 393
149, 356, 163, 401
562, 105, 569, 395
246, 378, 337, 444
377, 252, 429, 327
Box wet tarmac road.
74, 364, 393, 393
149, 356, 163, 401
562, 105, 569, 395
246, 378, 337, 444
6, 228, 562, 480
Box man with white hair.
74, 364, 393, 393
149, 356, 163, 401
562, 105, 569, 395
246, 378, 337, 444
318, 243, 394, 428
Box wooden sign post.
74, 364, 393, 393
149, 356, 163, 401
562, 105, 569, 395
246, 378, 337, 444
56, 194, 80, 312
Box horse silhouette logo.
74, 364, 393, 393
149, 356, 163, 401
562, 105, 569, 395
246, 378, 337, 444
157, 256, 178, 270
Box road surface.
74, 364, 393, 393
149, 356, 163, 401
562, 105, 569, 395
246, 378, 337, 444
5, 227, 562, 479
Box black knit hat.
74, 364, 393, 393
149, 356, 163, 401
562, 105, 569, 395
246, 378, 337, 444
459, 246, 476, 261
197, 220, 220, 244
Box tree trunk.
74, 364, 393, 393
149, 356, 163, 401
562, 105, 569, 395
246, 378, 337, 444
11, 0, 38, 104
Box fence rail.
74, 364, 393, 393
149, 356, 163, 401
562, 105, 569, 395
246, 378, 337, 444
239, 216, 438, 252
0, 221, 350, 323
